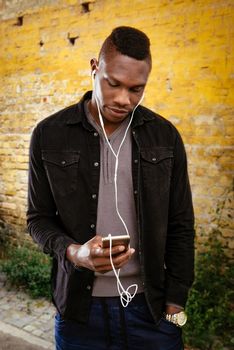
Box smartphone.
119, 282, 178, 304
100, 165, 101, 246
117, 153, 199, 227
102, 235, 130, 250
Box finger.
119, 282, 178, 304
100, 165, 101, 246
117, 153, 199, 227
92, 245, 126, 257
92, 248, 135, 269
102, 245, 126, 257
92, 257, 113, 267
92, 253, 128, 269
99, 270, 111, 274
95, 264, 113, 273
112, 248, 135, 263
91, 246, 104, 257
110, 254, 133, 270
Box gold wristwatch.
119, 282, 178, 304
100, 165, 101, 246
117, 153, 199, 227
164, 310, 187, 327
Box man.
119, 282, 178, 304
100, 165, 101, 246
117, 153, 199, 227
27, 26, 194, 350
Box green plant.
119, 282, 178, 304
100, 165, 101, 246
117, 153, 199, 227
183, 229, 234, 350
0, 245, 52, 299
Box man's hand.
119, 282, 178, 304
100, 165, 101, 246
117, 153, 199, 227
66, 235, 135, 273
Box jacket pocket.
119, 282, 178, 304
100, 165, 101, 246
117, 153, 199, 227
140, 147, 173, 195
42, 150, 80, 197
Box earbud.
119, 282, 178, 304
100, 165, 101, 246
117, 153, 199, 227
91, 70, 96, 78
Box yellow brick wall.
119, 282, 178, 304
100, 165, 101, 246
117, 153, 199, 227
0, 0, 233, 254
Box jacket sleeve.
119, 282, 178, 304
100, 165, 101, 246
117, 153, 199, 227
165, 130, 195, 307
27, 125, 76, 271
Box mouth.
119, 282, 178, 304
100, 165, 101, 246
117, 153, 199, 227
107, 106, 129, 117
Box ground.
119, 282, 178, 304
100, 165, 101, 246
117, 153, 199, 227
0, 331, 45, 350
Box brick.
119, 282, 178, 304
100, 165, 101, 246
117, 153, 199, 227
222, 229, 234, 238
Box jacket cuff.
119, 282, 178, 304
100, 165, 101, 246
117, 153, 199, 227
165, 278, 190, 308
54, 236, 77, 273
165, 302, 184, 310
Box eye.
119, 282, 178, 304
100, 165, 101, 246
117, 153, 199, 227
107, 80, 119, 88
130, 86, 144, 93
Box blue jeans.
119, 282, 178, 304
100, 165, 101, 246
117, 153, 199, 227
55, 293, 183, 350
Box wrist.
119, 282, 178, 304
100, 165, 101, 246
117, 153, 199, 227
66, 243, 82, 265
165, 305, 183, 315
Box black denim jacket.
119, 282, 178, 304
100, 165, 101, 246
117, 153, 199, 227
27, 91, 194, 324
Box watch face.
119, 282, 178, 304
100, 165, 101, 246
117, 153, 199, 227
177, 311, 187, 326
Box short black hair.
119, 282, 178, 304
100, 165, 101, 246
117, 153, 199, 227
99, 26, 151, 66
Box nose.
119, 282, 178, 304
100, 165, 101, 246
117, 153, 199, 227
113, 89, 131, 107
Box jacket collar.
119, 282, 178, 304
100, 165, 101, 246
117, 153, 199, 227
131, 105, 155, 128
66, 91, 92, 126
66, 90, 155, 128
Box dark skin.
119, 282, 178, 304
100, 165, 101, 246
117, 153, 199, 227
66, 235, 134, 274
66, 50, 180, 314
89, 51, 150, 135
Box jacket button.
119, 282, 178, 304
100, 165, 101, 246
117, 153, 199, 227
134, 159, 138, 163
61, 160, 66, 165
92, 194, 97, 199
152, 157, 157, 162
93, 132, 98, 137
94, 162, 99, 167
90, 224, 95, 229
86, 285, 91, 290
134, 190, 138, 195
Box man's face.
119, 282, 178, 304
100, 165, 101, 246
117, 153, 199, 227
91, 51, 151, 125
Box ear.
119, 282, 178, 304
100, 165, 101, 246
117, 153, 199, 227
90, 58, 98, 76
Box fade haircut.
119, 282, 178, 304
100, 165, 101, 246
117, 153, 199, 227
99, 26, 151, 67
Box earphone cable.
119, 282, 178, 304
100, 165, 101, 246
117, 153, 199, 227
92, 74, 144, 306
